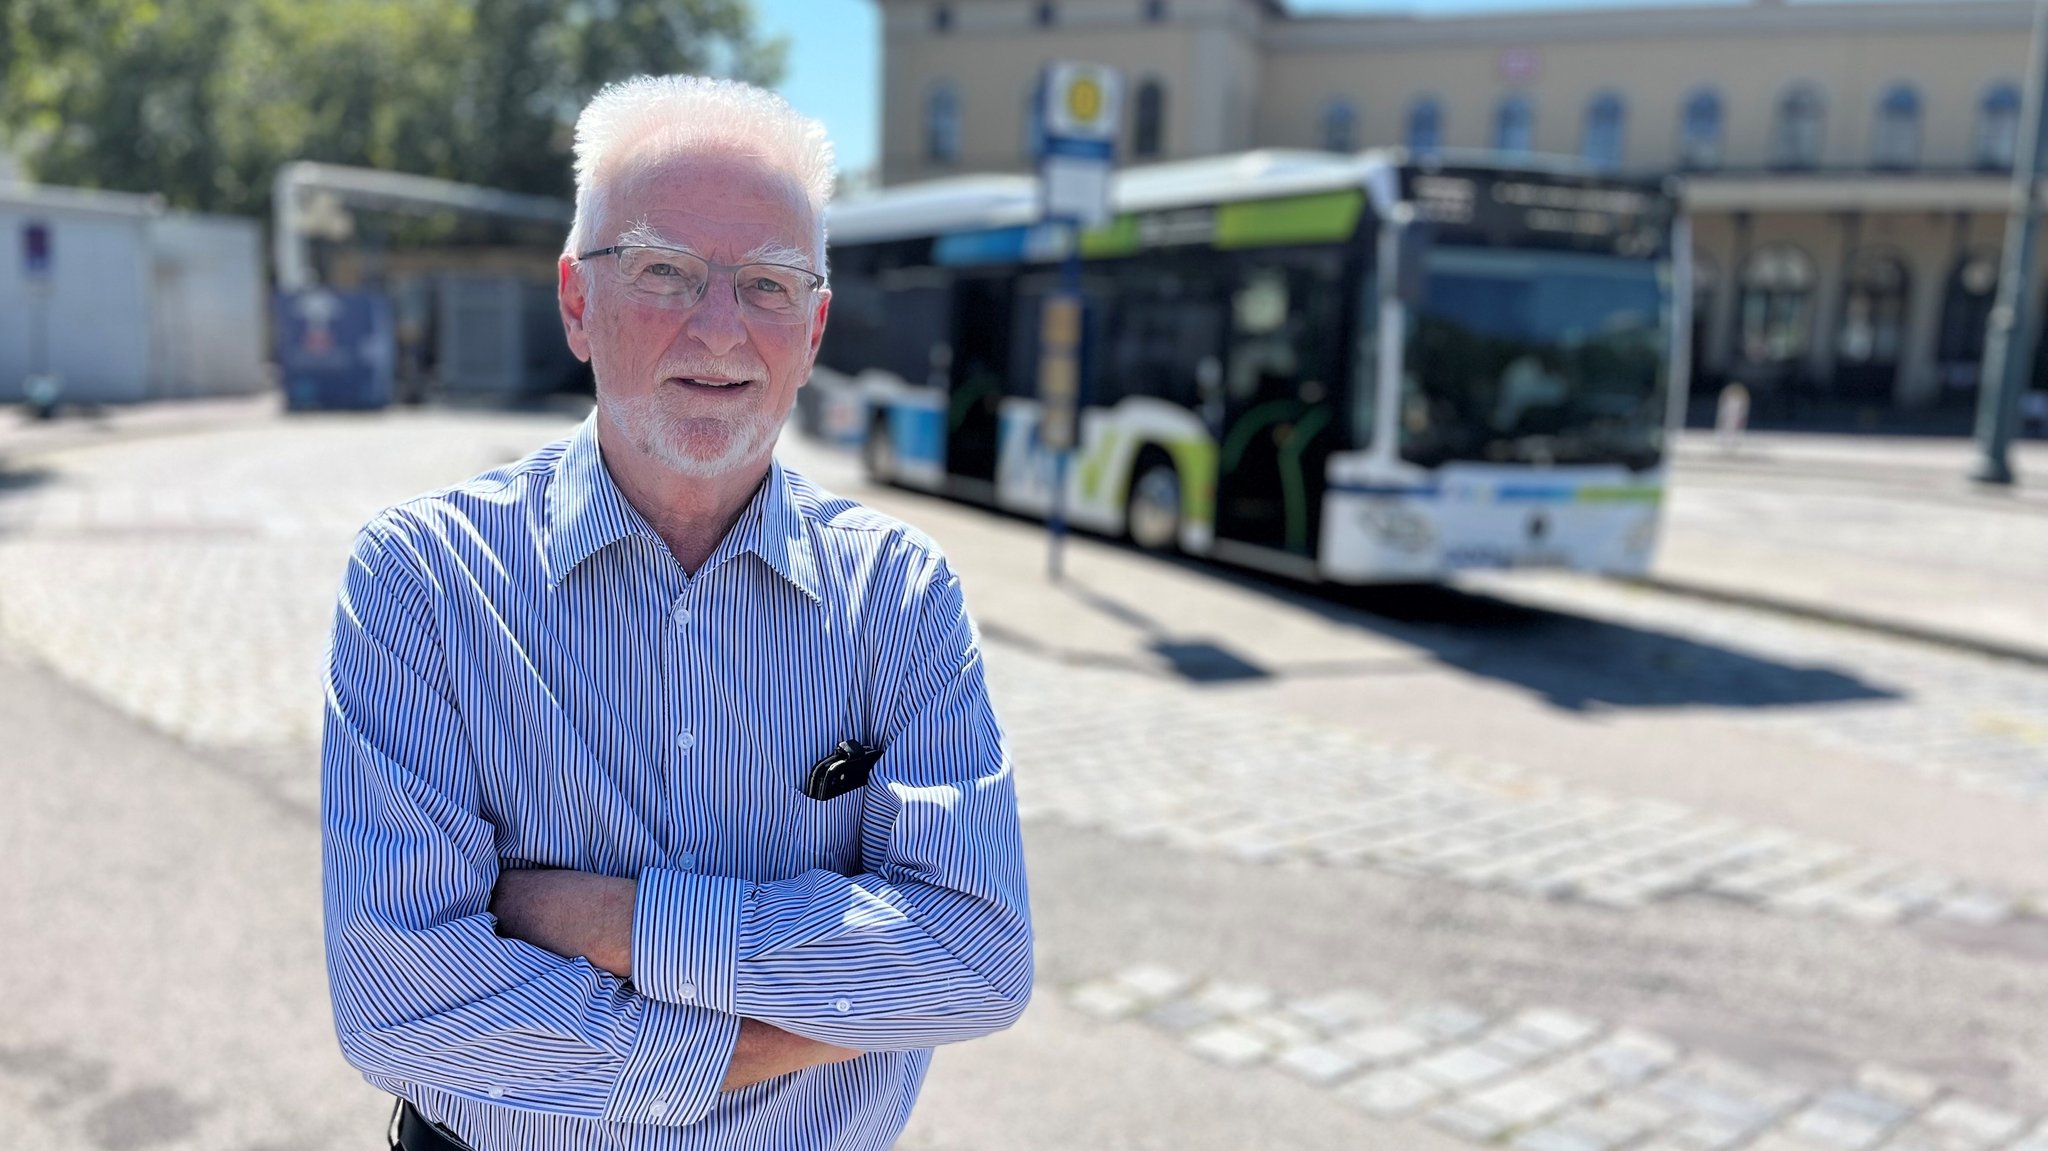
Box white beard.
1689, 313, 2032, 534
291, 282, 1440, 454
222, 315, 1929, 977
599, 383, 786, 478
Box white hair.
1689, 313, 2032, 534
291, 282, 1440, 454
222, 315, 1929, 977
565, 74, 836, 271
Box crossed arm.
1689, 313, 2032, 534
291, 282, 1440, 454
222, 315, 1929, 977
323, 523, 1032, 1126
486, 868, 859, 1091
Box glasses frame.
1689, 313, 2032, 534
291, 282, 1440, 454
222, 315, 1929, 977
576, 244, 827, 323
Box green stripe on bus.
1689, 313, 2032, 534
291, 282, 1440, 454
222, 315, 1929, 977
1577, 486, 1664, 503
1080, 216, 1140, 257
1214, 191, 1364, 250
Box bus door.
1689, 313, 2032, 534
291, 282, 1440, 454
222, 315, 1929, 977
944, 275, 1013, 493
1213, 250, 1349, 560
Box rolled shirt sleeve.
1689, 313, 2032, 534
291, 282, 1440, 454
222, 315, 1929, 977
628, 555, 1033, 1049
322, 520, 741, 1125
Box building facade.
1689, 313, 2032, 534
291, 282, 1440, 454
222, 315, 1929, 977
878, 0, 2048, 425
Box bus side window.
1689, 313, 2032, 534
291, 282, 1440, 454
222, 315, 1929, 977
1352, 266, 1378, 450
1104, 256, 1223, 413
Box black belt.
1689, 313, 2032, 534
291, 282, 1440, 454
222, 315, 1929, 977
390, 1099, 477, 1151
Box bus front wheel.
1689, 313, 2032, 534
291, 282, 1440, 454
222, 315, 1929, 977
862, 414, 895, 484
1126, 451, 1182, 554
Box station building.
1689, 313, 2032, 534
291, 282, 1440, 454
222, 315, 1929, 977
876, 0, 2048, 427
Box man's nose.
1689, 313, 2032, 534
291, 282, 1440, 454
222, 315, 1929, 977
682, 275, 749, 357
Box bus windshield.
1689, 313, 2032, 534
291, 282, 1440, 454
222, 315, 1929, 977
1400, 246, 1669, 470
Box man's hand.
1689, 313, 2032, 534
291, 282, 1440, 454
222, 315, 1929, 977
489, 867, 635, 979
490, 867, 864, 1090
721, 1019, 862, 1091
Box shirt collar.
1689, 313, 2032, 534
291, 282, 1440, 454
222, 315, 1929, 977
545, 414, 824, 604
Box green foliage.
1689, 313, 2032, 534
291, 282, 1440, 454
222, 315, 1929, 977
0, 0, 787, 216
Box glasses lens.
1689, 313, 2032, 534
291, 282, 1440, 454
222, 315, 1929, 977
736, 264, 816, 322
617, 247, 709, 301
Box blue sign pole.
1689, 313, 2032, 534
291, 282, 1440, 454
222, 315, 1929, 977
1034, 61, 1120, 582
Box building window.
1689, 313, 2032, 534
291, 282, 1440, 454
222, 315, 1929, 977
1938, 251, 2000, 387
932, 4, 952, 33
1321, 99, 1356, 153
1407, 97, 1443, 156
1837, 249, 1910, 366
1494, 94, 1535, 155
1133, 78, 1166, 158
926, 84, 960, 164
1036, 1, 1056, 26
1144, 0, 1167, 22
1772, 84, 1825, 169
1679, 88, 1723, 170
1872, 84, 1921, 170
1979, 82, 2023, 170
1582, 92, 1626, 171
1737, 244, 1816, 365
1023, 85, 1042, 162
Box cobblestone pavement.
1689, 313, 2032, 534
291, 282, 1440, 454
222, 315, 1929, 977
0, 412, 581, 750
1064, 964, 2048, 1151
1460, 574, 2048, 805
991, 652, 2036, 932
0, 412, 2042, 932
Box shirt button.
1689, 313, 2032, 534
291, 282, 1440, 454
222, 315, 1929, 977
487, 1085, 505, 1099
648, 1099, 669, 1118
680, 851, 697, 870
677, 982, 697, 1001
675, 731, 696, 751
671, 603, 691, 627
832, 997, 851, 1014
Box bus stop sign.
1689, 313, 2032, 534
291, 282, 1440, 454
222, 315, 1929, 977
1036, 62, 1122, 225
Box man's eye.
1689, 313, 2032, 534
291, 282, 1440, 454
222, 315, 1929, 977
746, 277, 791, 295
646, 263, 684, 278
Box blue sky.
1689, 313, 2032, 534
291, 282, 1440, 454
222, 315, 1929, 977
753, 0, 1887, 176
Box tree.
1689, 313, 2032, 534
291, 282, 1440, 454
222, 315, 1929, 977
0, 0, 786, 217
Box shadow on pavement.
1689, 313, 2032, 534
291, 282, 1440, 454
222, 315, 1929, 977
1327, 581, 1898, 712
1047, 550, 1899, 713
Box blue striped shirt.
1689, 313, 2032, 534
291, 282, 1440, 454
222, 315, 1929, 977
321, 415, 1032, 1150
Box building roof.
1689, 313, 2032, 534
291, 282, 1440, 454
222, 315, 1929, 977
1268, 0, 2033, 50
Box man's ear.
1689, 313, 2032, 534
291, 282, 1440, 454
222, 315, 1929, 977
800, 288, 832, 385
559, 255, 593, 363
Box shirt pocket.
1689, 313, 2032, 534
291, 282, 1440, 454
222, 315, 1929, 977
775, 776, 870, 880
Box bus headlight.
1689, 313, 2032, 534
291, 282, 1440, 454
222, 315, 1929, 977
1363, 506, 1436, 554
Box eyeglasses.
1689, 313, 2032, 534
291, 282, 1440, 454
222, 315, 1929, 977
576, 245, 825, 324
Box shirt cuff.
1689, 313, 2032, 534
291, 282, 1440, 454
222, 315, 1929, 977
631, 868, 746, 1012
604, 997, 743, 1127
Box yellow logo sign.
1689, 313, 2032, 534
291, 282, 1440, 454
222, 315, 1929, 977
1065, 76, 1103, 124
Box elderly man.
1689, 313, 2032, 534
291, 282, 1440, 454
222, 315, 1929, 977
321, 75, 1032, 1151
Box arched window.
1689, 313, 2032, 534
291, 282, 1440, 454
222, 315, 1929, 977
1133, 78, 1166, 158
1495, 94, 1535, 155
1938, 251, 2001, 387
1583, 92, 1626, 171
1407, 97, 1444, 156
1144, 0, 1167, 22
926, 84, 960, 165
1837, 250, 1911, 366
1321, 99, 1356, 153
1772, 84, 1825, 169
1738, 245, 1817, 365
1680, 88, 1723, 170
932, 4, 952, 33
1872, 84, 1921, 170
1022, 84, 1042, 162
1978, 83, 2023, 170
1035, 2, 1056, 26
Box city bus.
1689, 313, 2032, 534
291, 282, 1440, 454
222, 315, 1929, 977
816, 149, 1688, 582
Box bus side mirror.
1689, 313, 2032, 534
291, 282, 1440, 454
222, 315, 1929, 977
1393, 222, 1435, 310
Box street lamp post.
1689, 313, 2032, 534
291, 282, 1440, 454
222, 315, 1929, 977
1973, 0, 2048, 486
